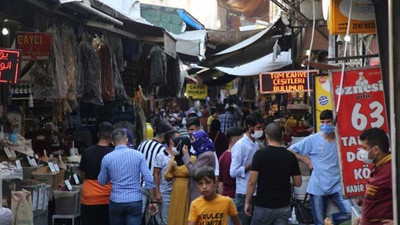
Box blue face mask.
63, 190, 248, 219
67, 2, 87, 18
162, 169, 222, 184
320, 124, 334, 134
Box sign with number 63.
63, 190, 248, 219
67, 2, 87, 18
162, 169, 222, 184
331, 67, 389, 197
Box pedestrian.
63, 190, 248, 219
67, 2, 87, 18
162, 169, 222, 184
230, 112, 265, 225
153, 130, 179, 224
356, 128, 393, 225
219, 107, 237, 134
183, 129, 216, 204
218, 127, 243, 198
287, 110, 351, 225
245, 122, 302, 225
165, 136, 196, 225
80, 122, 114, 225
208, 119, 228, 158
207, 107, 219, 133
188, 167, 242, 225
98, 129, 158, 225
137, 122, 171, 210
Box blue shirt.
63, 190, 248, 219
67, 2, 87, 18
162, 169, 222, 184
219, 112, 237, 133
230, 134, 259, 195
98, 145, 155, 203
289, 133, 341, 195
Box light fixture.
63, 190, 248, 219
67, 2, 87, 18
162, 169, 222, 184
344, 35, 351, 42
213, 77, 217, 80
306, 50, 311, 56
2, 27, 9, 36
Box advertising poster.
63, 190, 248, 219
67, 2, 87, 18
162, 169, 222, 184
314, 75, 333, 132
329, 0, 376, 34
0, 48, 22, 84
186, 84, 208, 99
260, 70, 317, 94
16, 32, 52, 60
331, 67, 389, 197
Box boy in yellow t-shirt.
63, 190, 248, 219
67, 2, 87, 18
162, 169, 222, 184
188, 167, 242, 225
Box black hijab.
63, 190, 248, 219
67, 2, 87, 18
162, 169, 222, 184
172, 136, 191, 166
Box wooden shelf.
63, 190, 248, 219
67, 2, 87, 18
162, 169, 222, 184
11, 97, 29, 100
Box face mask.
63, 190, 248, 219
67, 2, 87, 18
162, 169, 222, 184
359, 148, 374, 164
172, 147, 179, 156
251, 130, 264, 139
320, 124, 334, 134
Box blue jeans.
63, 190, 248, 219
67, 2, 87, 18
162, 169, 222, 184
109, 200, 142, 225
156, 193, 171, 225
310, 192, 351, 225
235, 194, 255, 225
251, 205, 291, 225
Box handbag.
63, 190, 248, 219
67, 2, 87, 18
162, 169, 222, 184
293, 193, 314, 224
146, 215, 159, 225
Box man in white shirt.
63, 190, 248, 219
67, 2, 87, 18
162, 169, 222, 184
230, 113, 264, 225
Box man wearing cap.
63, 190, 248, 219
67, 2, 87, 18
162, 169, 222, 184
137, 122, 171, 211
80, 122, 115, 225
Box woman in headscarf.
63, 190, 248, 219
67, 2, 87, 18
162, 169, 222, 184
182, 130, 216, 204
164, 136, 195, 225
208, 119, 228, 158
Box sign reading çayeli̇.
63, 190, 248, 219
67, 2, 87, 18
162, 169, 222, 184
260, 70, 317, 94
331, 67, 388, 197
0, 48, 22, 84
16, 32, 52, 60
186, 84, 208, 99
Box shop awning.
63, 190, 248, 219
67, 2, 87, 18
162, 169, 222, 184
176, 9, 204, 30
201, 17, 290, 68
171, 30, 207, 57
215, 50, 292, 76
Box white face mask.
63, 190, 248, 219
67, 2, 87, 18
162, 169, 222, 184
359, 148, 374, 164
251, 130, 264, 139
172, 147, 179, 156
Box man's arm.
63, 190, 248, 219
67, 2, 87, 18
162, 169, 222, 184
291, 175, 302, 187
153, 168, 162, 202
288, 148, 313, 169
231, 215, 242, 225
97, 157, 109, 186
218, 182, 224, 194
230, 145, 245, 178
245, 171, 258, 216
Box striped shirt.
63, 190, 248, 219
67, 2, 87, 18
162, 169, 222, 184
98, 145, 155, 203
137, 139, 166, 185
219, 113, 237, 133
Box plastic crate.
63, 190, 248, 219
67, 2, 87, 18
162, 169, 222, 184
32, 166, 65, 191
21, 180, 43, 216
53, 186, 81, 215
34, 210, 48, 225
23, 165, 44, 180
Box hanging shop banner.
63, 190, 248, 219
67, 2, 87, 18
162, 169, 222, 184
331, 67, 389, 197
259, 70, 317, 94
0, 48, 22, 84
314, 75, 333, 132
164, 32, 177, 59
329, 0, 376, 35
186, 84, 208, 99
15, 32, 52, 60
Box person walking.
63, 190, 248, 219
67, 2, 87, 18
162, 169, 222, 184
80, 122, 114, 225
219, 107, 237, 134
98, 129, 158, 225
164, 136, 196, 225
357, 128, 393, 225
288, 110, 351, 225
245, 122, 302, 225
230, 113, 265, 225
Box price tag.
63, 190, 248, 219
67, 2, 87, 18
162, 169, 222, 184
73, 173, 80, 184
15, 160, 22, 169
4, 146, 12, 158
64, 180, 73, 191
10, 150, 16, 158
35, 154, 39, 159
31, 158, 38, 167
58, 155, 63, 162
48, 162, 56, 173
27, 156, 33, 166
54, 164, 60, 172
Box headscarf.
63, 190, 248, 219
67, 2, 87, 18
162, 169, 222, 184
122, 128, 134, 148
172, 136, 191, 166
192, 130, 215, 156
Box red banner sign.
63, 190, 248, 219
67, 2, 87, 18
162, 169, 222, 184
331, 67, 389, 197
259, 70, 317, 94
16, 32, 52, 60
0, 48, 21, 84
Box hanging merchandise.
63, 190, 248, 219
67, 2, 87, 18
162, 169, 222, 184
148, 45, 167, 86
139, 44, 153, 98
134, 87, 147, 146
60, 24, 79, 109
77, 32, 103, 106
238, 77, 256, 101
111, 53, 129, 102
121, 60, 140, 98
157, 56, 181, 98
52, 99, 72, 125
93, 35, 116, 101
107, 33, 124, 72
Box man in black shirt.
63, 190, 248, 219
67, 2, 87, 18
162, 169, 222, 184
79, 122, 115, 225
245, 122, 301, 225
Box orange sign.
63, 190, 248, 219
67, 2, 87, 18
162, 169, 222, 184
0, 48, 21, 84
16, 32, 52, 60
329, 0, 376, 35
259, 70, 317, 94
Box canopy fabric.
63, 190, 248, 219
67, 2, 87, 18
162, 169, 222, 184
177, 9, 204, 30
201, 17, 290, 68
215, 50, 292, 76
172, 30, 207, 57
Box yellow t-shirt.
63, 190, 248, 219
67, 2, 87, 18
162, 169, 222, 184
207, 116, 215, 126
188, 194, 238, 225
